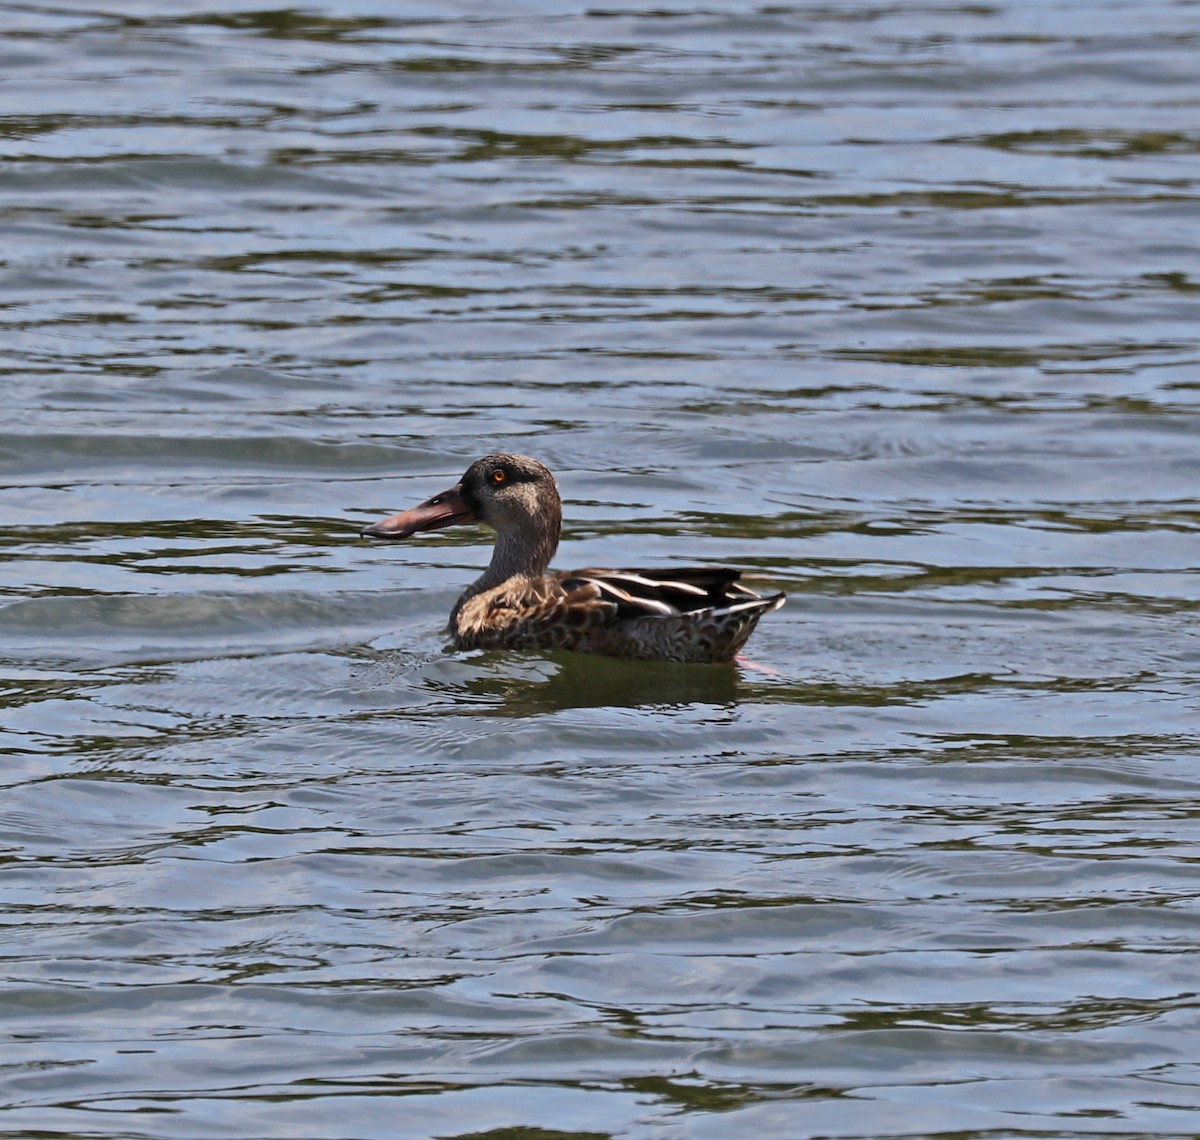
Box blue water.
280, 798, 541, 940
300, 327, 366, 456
2, 2, 1199, 1137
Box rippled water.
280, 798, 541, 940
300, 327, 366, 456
2, 2, 1200, 1137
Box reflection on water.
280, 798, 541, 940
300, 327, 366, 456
2, 1, 1200, 1137
414, 650, 746, 715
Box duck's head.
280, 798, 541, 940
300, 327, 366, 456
360, 453, 561, 541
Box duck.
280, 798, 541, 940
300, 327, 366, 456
359, 453, 785, 664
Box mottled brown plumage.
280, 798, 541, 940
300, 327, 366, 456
360, 453, 785, 664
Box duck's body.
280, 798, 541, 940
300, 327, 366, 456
360, 453, 784, 664
452, 564, 782, 663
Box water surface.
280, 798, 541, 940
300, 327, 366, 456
2, 2, 1199, 1137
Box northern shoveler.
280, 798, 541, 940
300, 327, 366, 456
360, 453, 785, 664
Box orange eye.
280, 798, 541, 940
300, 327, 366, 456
490, 469, 507, 485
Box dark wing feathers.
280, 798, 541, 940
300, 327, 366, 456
588, 579, 677, 617
556, 565, 765, 620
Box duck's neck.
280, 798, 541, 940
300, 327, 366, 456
464, 510, 561, 599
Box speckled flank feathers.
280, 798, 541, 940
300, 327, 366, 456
361, 453, 785, 664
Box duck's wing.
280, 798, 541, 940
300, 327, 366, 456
552, 567, 785, 662
556, 566, 778, 619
